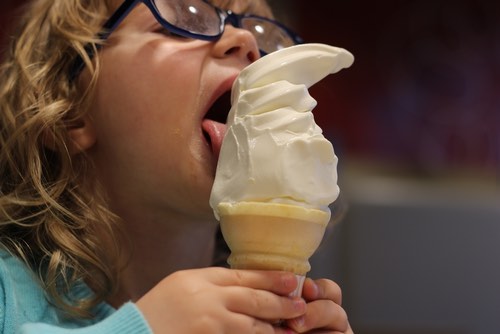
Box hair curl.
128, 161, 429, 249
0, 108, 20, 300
0, 0, 273, 319
0, 0, 119, 318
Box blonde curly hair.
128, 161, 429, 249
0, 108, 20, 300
0, 0, 120, 318
0, 0, 272, 319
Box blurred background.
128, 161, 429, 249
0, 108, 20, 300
270, 1, 500, 333
2, 1, 499, 333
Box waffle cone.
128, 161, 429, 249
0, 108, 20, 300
218, 202, 330, 276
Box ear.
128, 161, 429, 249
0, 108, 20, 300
42, 116, 97, 154
66, 116, 97, 154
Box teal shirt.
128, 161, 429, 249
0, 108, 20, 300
0, 251, 152, 333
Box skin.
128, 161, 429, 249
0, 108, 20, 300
71, 2, 354, 333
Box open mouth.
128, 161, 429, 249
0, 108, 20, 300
202, 89, 232, 160
205, 90, 232, 125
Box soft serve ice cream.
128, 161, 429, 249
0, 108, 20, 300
210, 43, 354, 218
209, 43, 354, 295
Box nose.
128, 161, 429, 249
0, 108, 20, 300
212, 25, 260, 63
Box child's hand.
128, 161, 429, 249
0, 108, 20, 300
285, 277, 353, 333
136, 267, 307, 333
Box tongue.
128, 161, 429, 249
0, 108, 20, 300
202, 119, 227, 161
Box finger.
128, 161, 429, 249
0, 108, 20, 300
274, 326, 299, 334
207, 267, 299, 296
302, 278, 342, 305
225, 313, 279, 334
225, 286, 306, 321
286, 300, 349, 333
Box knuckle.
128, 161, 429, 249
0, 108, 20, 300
193, 314, 221, 333
229, 315, 272, 334
250, 317, 272, 334
166, 270, 203, 295
317, 278, 343, 304
233, 269, 245, 285
248, 289, 264, 311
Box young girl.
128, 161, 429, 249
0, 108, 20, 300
0, 0, 353, 332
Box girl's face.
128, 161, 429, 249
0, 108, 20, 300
85, 2, 260, 221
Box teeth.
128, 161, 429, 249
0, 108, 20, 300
232, 43, 354, 103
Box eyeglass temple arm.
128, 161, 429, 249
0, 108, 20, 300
69, 0, 139, 80
100, 0, 140, 39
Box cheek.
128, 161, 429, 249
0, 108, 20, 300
96, 43, 203, 132
134, 38, 205, 93
88, 38, 214, 189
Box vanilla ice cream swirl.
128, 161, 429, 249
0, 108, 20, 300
210, 44, 354, 219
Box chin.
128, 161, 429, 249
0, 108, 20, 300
185, 205, 217, 222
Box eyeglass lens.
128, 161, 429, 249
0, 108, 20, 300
240, 17, 296, 54
152, 0, 221, 36
151, 0, 296, 53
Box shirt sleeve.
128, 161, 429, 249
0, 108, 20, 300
18, 302, 153, 334
0, 267, 5, 334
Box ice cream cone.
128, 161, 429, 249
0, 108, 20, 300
218, 201, 330, 296
210, 43, 353, 298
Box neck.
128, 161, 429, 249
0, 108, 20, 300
107, 210, 218, 307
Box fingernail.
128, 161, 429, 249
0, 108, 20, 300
292, 298, 306, 312
292, 316, 305, 329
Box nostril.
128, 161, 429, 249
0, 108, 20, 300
224, 46, 239, 56
247, 50, 257, 63
216, 26, 260, 62
224, 46, 257, 63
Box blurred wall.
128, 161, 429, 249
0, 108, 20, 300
273, 0, 500, 174
0, 0, 19, 47
311, 167, 500, 334
269, 1, 500, 333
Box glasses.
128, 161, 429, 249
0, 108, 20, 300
70, 0, 303, 80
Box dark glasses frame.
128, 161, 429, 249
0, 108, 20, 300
70, 0, 303, 80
